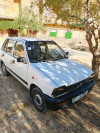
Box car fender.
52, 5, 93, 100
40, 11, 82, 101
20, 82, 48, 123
28, 64, 58, 97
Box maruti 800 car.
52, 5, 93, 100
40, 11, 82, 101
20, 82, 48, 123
0, 37, 95, 112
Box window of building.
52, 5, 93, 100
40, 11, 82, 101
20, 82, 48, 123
4, 0, 7, 8
0, 0, 7, 8
0, 0, 3, 7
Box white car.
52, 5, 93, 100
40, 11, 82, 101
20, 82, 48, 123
0, 37, 95, 112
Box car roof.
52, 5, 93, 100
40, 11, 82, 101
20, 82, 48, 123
7, 37, 52, 42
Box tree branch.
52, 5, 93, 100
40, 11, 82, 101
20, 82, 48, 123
87, 0, 90, 19
97, 0, 100, 5
98, 29, 100, 39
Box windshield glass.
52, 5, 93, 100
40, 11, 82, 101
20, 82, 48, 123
26, 41, 66, 63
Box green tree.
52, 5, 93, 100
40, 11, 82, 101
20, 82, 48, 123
0, 6, 46, 35
45, 0, 100, 80
0, 20, 13, 30
13, 7, 46, 34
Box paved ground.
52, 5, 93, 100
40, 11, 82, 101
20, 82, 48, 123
65, 48, 93, 67
67, 49, 100, 75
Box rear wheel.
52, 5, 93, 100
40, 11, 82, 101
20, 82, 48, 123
31, 87, 47, 113
1, 62, 10, 76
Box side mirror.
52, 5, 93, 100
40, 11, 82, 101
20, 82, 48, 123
17, 57, 27, 64
66, 52, 69, 55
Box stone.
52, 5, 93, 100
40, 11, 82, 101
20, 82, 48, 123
20, 130, 27, 133
14, 119, 18, 123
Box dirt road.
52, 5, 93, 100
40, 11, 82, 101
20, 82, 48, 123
0, 67, 100, 133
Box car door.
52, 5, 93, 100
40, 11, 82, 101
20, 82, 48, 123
0, 39, 15, 69
11, 41, 28, 87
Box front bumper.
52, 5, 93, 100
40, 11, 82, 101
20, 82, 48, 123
44, 79, 95, 110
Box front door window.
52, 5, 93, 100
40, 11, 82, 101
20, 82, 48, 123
14, 41, 26, 59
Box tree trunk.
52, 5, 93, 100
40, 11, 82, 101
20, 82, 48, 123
92, 54, 99, 80
39, 0, 43, 14
85, 20, 100, 81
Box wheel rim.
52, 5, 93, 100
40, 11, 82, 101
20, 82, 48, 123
34, 93, 43, 108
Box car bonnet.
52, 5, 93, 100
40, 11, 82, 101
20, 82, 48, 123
33, 59, 93, 87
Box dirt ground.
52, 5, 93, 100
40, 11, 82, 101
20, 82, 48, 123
0, 63, 100, 133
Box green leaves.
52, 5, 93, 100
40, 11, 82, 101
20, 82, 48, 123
0, 19, 25, 31
45, 0, 100, 26
14, 7, 46, 32
0, 7, 46, 32
0, 20, 13, 30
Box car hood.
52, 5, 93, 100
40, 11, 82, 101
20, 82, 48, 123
33, 59, 93, 87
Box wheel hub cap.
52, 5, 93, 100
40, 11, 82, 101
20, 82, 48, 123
34, 94, 43, 106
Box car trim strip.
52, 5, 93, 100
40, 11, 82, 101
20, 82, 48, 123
7, 67, 28, 85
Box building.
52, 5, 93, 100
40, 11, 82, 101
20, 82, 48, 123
0, 0, 20, 19
0, 0, 20, 37
0, 0, 87, 47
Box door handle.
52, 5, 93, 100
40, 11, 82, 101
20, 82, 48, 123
10, 60, 15, 64
1, 53, 5, 57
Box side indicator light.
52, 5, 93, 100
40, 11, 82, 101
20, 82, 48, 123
32, 77, 34, 79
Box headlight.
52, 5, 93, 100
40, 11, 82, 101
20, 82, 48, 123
52, 85, 76, 97
90, 73, 95, 79
52, 86, 66, 97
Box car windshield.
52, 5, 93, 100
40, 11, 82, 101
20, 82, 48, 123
26, 41, 67, 63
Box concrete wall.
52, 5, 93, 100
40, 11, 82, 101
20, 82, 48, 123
0, 0, 20, 19
0, 29, 8, 48
21, 0, 31, 9
36, 27, 88, 48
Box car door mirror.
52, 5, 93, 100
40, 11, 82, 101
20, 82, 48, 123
65, 52, 69, 59
66, 52, 69, 55
17, 57, 27, 64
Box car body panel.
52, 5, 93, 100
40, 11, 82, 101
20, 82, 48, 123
34, 59, 93, 87
44, 79, 95, 110
28, 64, 58, 96
0, 37, 95, 109
10, 41, 28, 86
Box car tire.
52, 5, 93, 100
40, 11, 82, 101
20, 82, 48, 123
31, 87, 47, 113
1, 62, 10, 76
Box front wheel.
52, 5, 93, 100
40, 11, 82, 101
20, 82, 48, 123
1, 62, 10, 76
31, 87, 47, 113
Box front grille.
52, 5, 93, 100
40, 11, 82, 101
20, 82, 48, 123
52, 78, 91, 97
65, 78, 90, 93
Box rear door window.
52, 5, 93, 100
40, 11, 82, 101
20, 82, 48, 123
2, 39, 14, 55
